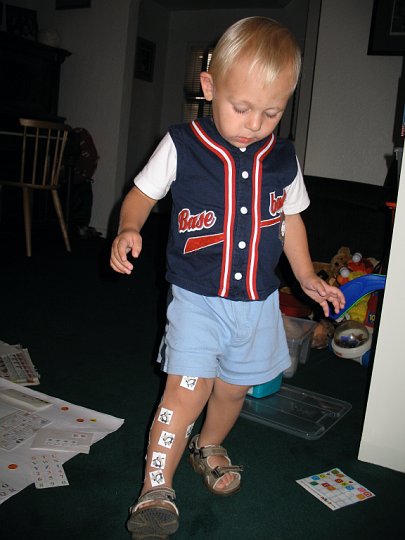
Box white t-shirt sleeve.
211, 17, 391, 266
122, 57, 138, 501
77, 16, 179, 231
134, 133, 177, 200
283, 157, 310, 215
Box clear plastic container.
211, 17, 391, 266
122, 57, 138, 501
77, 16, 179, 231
283, 316, 317, 378
241, 384, 352, 440
247, 373, 282, 398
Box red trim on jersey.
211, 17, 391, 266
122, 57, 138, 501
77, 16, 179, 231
184, 232, 224, 253
247, 134, 276, 300
191, 121, 236, 298
260, 216, 281, 228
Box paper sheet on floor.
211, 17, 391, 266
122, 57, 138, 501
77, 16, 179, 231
297, 467, 375, 510
0, 378, 124, 504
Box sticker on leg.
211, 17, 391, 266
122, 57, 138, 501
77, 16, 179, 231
180, 376, 198, 391
151, 452, 167, 469
158, 431, 176, 449
158, 407, 174, 425
149, 470, 165, 487
185, 423, 194, 438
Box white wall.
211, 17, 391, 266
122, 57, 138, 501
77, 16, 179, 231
304, 0, 402, 184
358, 149, 405, 472
125, 0, 170, 184
20, 0, 140, 236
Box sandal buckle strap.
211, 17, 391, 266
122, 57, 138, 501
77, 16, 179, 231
212, 465, 244, 478
199, 446, 227, 459
137, 487, 176, 505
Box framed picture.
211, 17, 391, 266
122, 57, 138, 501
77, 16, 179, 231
135, 37, 156, 82
6, 5, 38, 41
55, 0, 91, 8
368, 0, 405, 55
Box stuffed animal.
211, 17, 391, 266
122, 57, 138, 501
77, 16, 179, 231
311, 318, 336, 349
312, 246, 352, 287
312, 261, 336, 285
336, 252, 377, 323
337, 252, 374, 286
330, 246, 352, 279
347, 252, 374, 274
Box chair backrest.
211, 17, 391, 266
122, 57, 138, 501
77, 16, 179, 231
19, 118, 69, 189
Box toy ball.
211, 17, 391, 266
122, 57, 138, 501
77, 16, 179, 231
331, 320, 372, 363
334, 320, 369, 348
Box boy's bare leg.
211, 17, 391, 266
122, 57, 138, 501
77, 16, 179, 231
140, 374, 214, 496
198, 378, 250, 490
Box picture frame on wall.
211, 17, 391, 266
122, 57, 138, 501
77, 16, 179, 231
6, 5, 38, 41
134, 37, 156, 82
368, 0, 405, 55
55, 0, 91, 8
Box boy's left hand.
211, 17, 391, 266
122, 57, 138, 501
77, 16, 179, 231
300, 275, 345, 317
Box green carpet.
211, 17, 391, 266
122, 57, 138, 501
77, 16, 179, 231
0, 215, 404, 539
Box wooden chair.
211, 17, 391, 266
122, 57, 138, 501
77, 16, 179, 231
0, 118, 71, 256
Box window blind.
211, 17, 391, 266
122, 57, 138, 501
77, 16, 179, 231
184, 46, 213, 122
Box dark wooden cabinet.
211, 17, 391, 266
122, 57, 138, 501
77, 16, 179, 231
0, 31, 71, 130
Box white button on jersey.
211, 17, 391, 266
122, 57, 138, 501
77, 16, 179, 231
238, 241, 246, 249
240, 207, 248, 214
242, 171, 249, 179
234, 272, 243, 280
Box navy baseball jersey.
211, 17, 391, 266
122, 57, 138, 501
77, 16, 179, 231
135, 116, 309, 301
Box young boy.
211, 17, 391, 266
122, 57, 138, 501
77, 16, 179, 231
111, 17, 345, 539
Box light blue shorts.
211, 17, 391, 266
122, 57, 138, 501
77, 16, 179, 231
158, 285, 291, 386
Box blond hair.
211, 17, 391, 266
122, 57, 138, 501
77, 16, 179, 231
209, 17, 301, 89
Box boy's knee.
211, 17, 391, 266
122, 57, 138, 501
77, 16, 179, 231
163, 375, 214, 409
214, 379, 250, 401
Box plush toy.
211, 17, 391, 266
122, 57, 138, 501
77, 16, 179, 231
312, 246, 352, 287
312, 261, 336, 286
347, 252, 374, 274
336, 252, 377, 323
330, 246, 352, 279
311, 318, 336, 349
337, 252, 374, 286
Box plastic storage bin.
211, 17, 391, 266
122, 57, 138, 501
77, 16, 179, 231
241, 384, 352, 439
247, 373, 282, 399
283, 316, 317, 378
246, 317, 317, 398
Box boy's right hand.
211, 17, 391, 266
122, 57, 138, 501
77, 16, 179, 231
110, 229, 142, 274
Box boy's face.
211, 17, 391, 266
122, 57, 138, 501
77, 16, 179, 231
200, 58, 295, 148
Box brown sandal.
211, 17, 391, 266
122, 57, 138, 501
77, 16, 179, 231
127, 487, 179, 539
188, 434, 243, 496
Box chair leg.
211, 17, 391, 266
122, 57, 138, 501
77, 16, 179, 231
22, 188, 32, 257
51, 190, 71, 252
